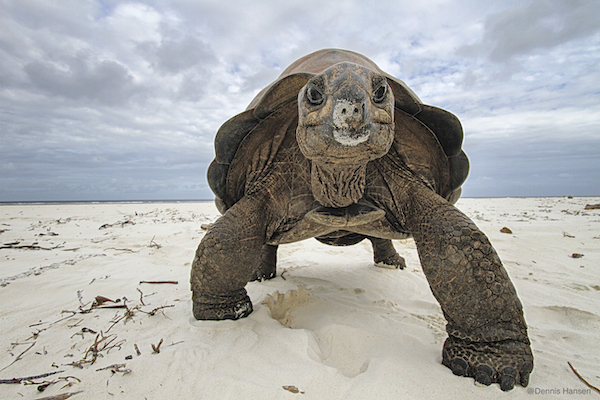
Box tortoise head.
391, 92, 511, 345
296, 62, 395, 165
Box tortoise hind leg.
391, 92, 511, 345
369, 237, 406, 269
251, 244, 278, 281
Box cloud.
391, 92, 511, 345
24, 57, 140, 105
1, 0, 599, 201
459, 0, 600, 62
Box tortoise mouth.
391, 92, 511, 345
296, 122, 394, 165
332, 125, 373, 146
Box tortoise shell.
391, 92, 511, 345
207, 49, 468, 214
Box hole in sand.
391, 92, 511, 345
262, 287, 373, 377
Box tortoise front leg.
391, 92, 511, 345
405, 190, 533, 391
190, 195, 272, 320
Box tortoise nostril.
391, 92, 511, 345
341, 108, 347, 114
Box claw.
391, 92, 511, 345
474, 365, 493, 386
499, 367, 518, 391
450, 359, 468, 376
500, 375, 516, 391
520, 372, 530, 387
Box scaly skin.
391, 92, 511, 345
402, 184, 533, 391
190, 194, 272, 320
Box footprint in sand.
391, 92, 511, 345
262, 287, 388, 378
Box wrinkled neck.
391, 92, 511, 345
311, 162, 367, 208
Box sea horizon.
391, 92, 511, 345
1, 195, 599, 206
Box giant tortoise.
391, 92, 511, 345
191, 49, 533, 391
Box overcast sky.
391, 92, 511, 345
1, 0, 599, 202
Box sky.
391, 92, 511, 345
1, 0, 599, 202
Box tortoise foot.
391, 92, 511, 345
375, 253, 406, 269
251, 262, 276, 281
442, 336, 533, 391
251, 244, 277, 282
192, 291, 253, 320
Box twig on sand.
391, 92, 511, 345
96, 363, 131, 374
140, 304, 175, 316
58, 376, 81, 389
104, 247, 139, 253
149, 236, 162, 249
0, 342, 36, 372
35, 390, 83, 400
0, 242, 65, 250
67, 332, 124, 368
137, 288, 146, 306
568, 362, 600, 394
139, 280, 178, 284
151, 338, 163, 354
0, 369, 65, 384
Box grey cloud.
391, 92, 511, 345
139, 35, 217, 74
1, 1, 599, 202
460, 0, 600, 62
24, 57, 141, 105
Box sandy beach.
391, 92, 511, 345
1, 197, 599, 399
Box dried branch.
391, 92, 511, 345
149, 236, 162, 249
0, 242, 65, 250
568, 362, 600, 394
99, 220, 135, 230
68, 332, 124, 368
140, 304, 175, 316
0, 369, 65, 384
104, 247, 139, 253
35, 390, 83, 400
151, 338, 163, 354
137, 288, 146, 306
139, 280, 178, 284
95, 363, 125, 372
0, 341, 36, 372
58, 376, 81, 389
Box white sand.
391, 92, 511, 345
1, 198, 599, 399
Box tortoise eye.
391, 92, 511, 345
373, 84, 387, 103
306, 85, 324, 106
